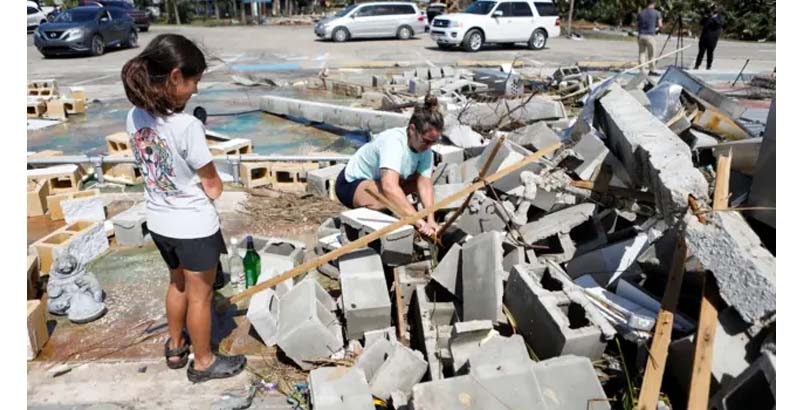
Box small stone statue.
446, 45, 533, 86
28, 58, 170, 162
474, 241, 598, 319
47, 254, 107, 324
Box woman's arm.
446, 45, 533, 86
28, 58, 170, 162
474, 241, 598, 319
197, 161, 223, 200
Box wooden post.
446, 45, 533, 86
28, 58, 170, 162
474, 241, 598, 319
686, 147, 731, 409
225, 142, 562, 306
637, 234, 687, 410
393, 267, 408, 345
567, 0, 575, 37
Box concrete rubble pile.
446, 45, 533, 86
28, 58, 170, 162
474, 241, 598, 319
246, 67, 776, 409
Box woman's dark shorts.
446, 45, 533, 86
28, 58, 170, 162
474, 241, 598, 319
150, 229, 227, 272
334, 169, 368, 209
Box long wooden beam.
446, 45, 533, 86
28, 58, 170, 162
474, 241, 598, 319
225, 141, 562, 306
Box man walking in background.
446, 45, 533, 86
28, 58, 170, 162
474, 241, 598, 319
637, 0, 662, 75
694, 5, 725, 70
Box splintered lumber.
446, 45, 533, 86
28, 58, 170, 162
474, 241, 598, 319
686, 147, 731, 409
637, 234, 687, 410
226, 141, 562, 306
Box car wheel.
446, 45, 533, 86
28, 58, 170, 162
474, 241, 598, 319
332, 27, 349, 43
397, 25, 412, 40
90, 34, 104, 56
437, 43, 453, 50
528, 29, 547, 50
125, 30, 138, 48
462, 29, 483, 52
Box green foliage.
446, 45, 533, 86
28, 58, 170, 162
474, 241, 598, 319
558, 0, 776, 40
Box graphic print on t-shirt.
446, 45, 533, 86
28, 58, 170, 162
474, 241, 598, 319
130, 127, 178, 195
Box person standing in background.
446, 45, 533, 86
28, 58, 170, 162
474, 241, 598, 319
637, 0, 663, 75
694, 5, 725, 70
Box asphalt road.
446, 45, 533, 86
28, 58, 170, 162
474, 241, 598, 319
28, 24, 775, 92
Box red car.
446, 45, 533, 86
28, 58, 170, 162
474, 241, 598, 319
80, 0, 149, 31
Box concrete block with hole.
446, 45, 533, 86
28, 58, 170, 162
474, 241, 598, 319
505, 265, 612, 360
339, 247, 391, 340
246, 288, 280, 346
431, 144, 464, 165
369, 343, 428, 400
307, 163, 346, 200
363, 326, 397, 347
111, 202, 149, 247
277, 278, 343, 370
340, 207, 414, 266
259, 237, 306, 267
409, 284, 456, 381
239, 162, 270, 188
709, 351, 775, 410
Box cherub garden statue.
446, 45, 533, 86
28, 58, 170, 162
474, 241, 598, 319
47, 254, 107, 323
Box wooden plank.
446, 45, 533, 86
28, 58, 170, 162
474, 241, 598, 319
637, 235, 687, 410
393, 267, 408, 346
226, 141, 562, 306
686, 147, 731, 409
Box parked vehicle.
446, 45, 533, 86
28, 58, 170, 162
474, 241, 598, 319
430, 0, 560, 52
27, 1, 48, 32
315, 2, 427, 42
426, 3, 447, 23
81, 0, 150, 31
34, 6, 138, 58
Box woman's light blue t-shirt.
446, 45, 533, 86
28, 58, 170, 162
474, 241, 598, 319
344, 127, 433, 182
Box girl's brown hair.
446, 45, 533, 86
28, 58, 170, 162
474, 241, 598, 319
121, 34, 207, 116
409, 94, 445, 133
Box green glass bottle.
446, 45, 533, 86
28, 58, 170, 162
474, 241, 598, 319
243, 236, 261, 288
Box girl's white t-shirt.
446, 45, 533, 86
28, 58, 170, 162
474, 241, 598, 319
126, 108, 220, 239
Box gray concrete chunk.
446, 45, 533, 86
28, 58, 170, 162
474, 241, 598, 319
370, 343, 428, 400
110, 202, 149, 247
462, 232, 504, 322
532, 355, 611, 410
307, 164, 346, 198
309, 367, 374, 410
430, 244, 461, 297
448, 320, 495, 373
339, 248, 391, 340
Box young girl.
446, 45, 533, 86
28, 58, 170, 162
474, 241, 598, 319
121, 34, 246, 383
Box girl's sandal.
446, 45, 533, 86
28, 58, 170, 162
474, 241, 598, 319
164, 332, 191, 370
186, 354, 247, 383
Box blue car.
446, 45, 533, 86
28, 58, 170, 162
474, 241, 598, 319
34, 6, 138, 57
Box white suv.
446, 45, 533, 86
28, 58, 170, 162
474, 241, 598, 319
430, 0, 561, 52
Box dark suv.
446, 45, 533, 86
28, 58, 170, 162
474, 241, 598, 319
81, 0, 149, 31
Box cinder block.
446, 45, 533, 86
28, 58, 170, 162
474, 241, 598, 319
448, 320, 495, 373
27, 179, 49, 217
369, 343, 428, 400
44, 98, 67, 120
31, 231, 75, 275
339, 248, 391, 340
68, 86, 86, 102
101, 161, 142, 185
409, 284, 456, 381
259, 237, 306, 267
257, 257, 294, 297
430, 244, 461, 297
461, 231, 504, 322
61, 196, 105, 224
46, 189, 99, 221
307, 163, 346, 200
354, 338, 394, 383
363, 326, 397, 347
431, 144, 464, 165
507, 121, 561, 153
27, 256, 39, 300
268, 161, 320, 192
454, 191, 512, 236
710, 351, 775, 410
63, 98, 86, 115
246, 288, 280, 346
505, 269, 609, 360
309, 367, 374, 410
396, 263, 430, 311
340, 208, 414, 266
27, 98, 46, 118
208, 138, 253, 156
431, 183, 468, 212
53, 221, 109, 271
27, 299, 49, 361
277, 279, 343, 370
466, 334, 531, 377
239, 162, 270, 188
105, 132, 132, 154
28, 78, 58, 92
532, 355, 611, 410
28, 165, 83, 196
111, 202, 149, 247
475, 136, 547, 195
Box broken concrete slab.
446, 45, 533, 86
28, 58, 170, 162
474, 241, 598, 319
246, 288, 280, 346
571, 130, 611, 181
340, 207, 415, 266
519, 203, 596, 244
431, 183, 469, 212
260, 95, 409, 133
308, 367, 374, 410
454, 191, 512, 236
443, 122, 485, 149
595, 82, 709, 221
448, 320, 495, 374
684, 211, 776, 324
465, 334, 530, 377
61, 196, 105, 224
506, 121, 561, 153
430, 243, 461, 297
532, 355, 611, 410
110, 202, 148, 247
461, 231, 504, 322
338, 247, 391, 340
475, 136, 548, 196
277, 279, 343, 370
457, 96, 568, 129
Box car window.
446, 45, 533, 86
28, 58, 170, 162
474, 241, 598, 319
334, 4, 357, 17
511, 2, 532, 16
533, 2, 559, 16
464, 1, 497, 15
495, 3, 512, 16
373, 5, 393, 16
394, 5, 416, 14
110, 8, 127, 19
54, 8, 99, 22
28, 7, 38, 15
99, 10, 111, 21
355, 5, 376, 17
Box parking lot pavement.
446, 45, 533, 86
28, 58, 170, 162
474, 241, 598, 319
27, 24, 775, 93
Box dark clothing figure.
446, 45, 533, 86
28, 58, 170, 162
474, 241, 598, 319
695, 12, 725, 69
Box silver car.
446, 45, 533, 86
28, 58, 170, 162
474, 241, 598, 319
315, 2, 427, 42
